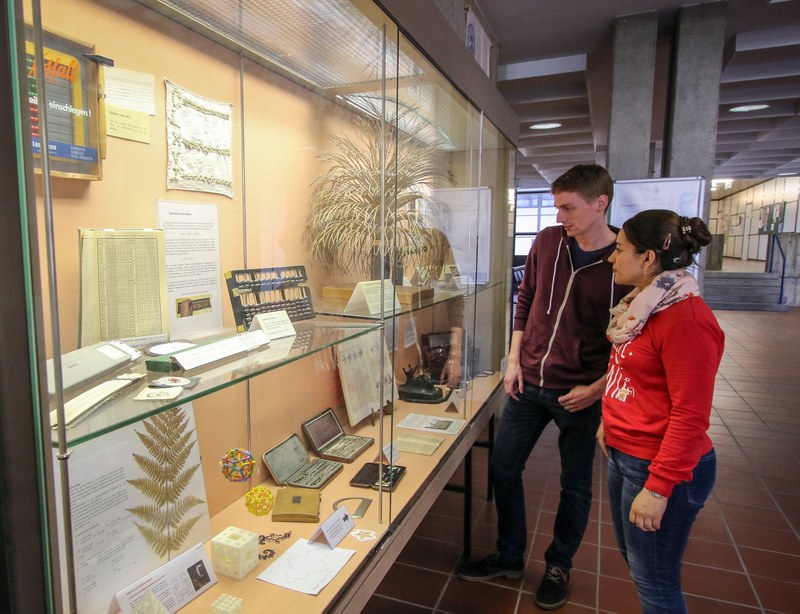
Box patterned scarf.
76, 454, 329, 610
606, 269, 700, 344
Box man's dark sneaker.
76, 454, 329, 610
456, 552, 524, 581
535, 565, 570, 610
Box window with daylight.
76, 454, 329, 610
513, 190, 555, 261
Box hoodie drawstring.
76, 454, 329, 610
547, 239, 563, 315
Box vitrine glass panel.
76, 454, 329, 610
14, 0, 512, 610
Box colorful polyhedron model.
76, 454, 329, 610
130, 589, 169, 614
219, 448, 255, 482
210, 593, 243, 614
211, 526, 258, 580
244, 485, 275, 516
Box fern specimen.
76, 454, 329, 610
127, 407, 205, 558
305, 104, 454, 284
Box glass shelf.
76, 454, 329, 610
50, 317, 379, 447
314, 282, 502, 320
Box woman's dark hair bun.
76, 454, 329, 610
623, 209, 712, 271
683, 216, 712, 250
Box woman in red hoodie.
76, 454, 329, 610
597, 209, 724, 614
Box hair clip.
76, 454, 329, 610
681, 224, 692, 235
662, 234, 672, 250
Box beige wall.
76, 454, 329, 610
34, 0, 362, 354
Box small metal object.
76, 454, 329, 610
259, 531, 292, 544
332, 497, 372, 518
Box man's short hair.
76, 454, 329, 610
551, 164, 613, 204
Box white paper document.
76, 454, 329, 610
257, 539, 355, 595
344, 279, 401, 315
111, 543, 216, 613
395, 432, 445, 455
396, 413, 465, 435
404, 317, 418, 349
157, 201, 224, 339
336, 330, 397, 426
104, 67, 156, 115
53, 405, 211, 614
310, 505, 355, 549
79, 228, 169, 347
249, 309, 297, 339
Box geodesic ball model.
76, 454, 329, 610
211, 526, 258, 580
244, 485, 274, 516
210, 593, 243, 614
219, 448, 255, 482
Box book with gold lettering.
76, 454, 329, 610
271, 487, 321, 523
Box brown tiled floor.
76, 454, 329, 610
363, 309, 800, 613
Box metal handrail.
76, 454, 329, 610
768, 233, 787, 305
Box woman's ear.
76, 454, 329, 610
643, 249, 658, 269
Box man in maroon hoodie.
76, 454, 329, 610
458, 164, 631, 610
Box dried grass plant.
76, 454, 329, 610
305, 107, 454, 284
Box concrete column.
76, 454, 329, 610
607, 12, 658, 180
664, 1, 726, 220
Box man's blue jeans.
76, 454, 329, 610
491, 384, 600, 567
607, 447, 716, 614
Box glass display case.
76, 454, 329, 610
7, 0, 513, 611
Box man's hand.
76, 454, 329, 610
503, 361, 524, 400
557, 384, 600, 413
504, 331, 525, 400
629, 489, 668, 531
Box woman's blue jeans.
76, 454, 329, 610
607, 447, 716, 614
491, 384, 600, 567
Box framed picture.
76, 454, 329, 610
25, 25, 104, 180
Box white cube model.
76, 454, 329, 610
130, 589, 169, 614
210, 526, 258, 580
210, 593, 244, 614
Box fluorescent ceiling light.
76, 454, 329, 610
712, 179, 733, 189
729, 104, 769, 113
777, 172, 797, 176
529, 122, 561, 130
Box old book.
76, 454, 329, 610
321, 284, 356, 300
394, 286, 434, 307
271, 487, 321, 523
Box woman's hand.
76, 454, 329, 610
596, 422, 608, 458
559, 376, 604, 413
629, 488, 668, 531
